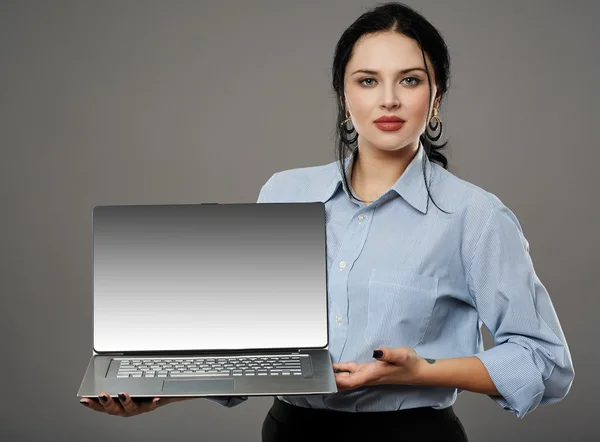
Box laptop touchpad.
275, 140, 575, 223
162, 379, 235, 394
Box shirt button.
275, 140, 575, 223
358, 214, 365, 223
336, 315, 343, 323
339, 261, 346, 270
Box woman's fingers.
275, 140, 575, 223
80, 393, 192, 416
80, 398, 104, 412
332, 362, 358, 372
98, 392, 127, 416
117, 393, 142, 415
119, 393, 161, 414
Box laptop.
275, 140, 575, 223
77, 202, 337, 400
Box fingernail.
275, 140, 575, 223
154, 398, 161, 406
118, 393, 126, 402
80, 401, 89, 407
99, 395, 108, 403
372, 350, 383, 358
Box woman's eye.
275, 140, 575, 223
402, 77, 421, 86
359, 77, 421, 87
359, 78, 376, 86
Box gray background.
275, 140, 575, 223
1, 0, 597, 441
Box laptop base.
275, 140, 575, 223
77, 348, 337, 398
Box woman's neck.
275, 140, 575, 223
350, 143, 418, 202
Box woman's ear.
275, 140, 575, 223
434, 92, 442, 109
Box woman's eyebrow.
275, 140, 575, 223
350, 67, 426, 75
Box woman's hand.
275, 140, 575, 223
80, 391, 193, 417
332, 347, 424, 392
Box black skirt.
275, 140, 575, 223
261, 397, 468, 442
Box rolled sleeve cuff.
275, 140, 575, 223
475, 343, 545, 418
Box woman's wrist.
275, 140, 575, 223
411, 356, 500, 396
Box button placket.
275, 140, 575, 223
329, 208, 372, 359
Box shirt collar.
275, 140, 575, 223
322, 142, 431, 214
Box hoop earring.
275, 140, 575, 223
341, 116, 354, 130
340, 114, 358, 144
427, 108, 442, 141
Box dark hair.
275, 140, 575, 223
331, 1, 451, 213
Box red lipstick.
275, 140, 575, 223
374, 115, 405, 131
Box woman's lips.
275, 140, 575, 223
374, 121, 405, 131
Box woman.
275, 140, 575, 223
81, 2, 574, 441
253, 2, 573, 440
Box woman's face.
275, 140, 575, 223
342, 31, 439, 156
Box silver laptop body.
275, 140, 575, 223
77, 202, 337, 399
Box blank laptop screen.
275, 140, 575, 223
92, 203, 328, 352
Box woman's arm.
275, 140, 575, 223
460, 203, 574, 418
413, 356, 499, 396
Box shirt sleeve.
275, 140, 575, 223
204, 396, 249, 407
257, 173, 276, 203
203, 175, 276, 408
467, 203, 574, 418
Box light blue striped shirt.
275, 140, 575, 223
209, 143, 574, 418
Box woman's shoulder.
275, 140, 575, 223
431, 163, 524, 234
257, 160, 339, 203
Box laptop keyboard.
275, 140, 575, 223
114, 355, 305, 378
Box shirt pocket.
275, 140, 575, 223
364, 268, 439, 349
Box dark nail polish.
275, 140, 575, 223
372, 350, 383, 358
155, 399, 161, 406
80, 401, 89, 407
99, 395, 108, 403
118, 393, 126, 402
